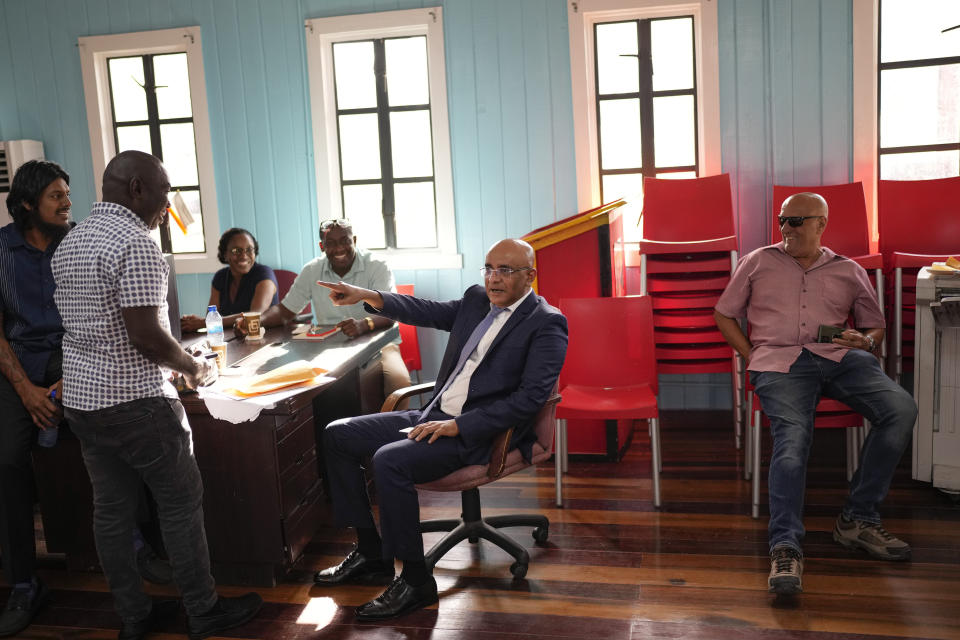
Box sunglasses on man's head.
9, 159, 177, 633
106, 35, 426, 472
778, 215, 824, 228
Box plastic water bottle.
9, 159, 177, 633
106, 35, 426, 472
205, 305, 224, 346
38, 389, 59, 448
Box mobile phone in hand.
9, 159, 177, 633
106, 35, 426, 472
817, 324, 845, 343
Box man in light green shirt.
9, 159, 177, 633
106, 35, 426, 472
236, 219, 410, 398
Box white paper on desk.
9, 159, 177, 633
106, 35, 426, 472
198, 376, 336, 424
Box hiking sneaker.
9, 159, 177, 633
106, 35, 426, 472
833, 514, 911, 561
768, 546, 803, 595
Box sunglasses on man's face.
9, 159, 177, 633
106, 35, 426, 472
778, 215, 824, 228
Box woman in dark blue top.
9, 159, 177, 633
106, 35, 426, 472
180, 228, 279, 332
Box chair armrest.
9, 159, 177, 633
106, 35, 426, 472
488, 393, 563, 478
380, 382, 436, 412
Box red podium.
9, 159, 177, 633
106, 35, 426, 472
522, 201, 632, 459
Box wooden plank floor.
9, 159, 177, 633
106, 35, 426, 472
6, 410, 960, 639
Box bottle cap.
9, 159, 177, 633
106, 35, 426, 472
207, 305, 217, 313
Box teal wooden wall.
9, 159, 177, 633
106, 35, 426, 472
0, 0, 859, 408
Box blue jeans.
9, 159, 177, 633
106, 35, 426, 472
66, 397, 218, 622
751, 349, 916, 555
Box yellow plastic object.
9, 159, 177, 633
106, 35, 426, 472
226, 360, 327, 397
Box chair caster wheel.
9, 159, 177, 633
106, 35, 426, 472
532, 526, 549, 544
510, 562, 528, 579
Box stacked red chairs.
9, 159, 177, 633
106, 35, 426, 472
637, 174, 743, 448
878, 176, 960, 383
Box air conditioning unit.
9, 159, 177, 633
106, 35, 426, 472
0, 140, 45, 227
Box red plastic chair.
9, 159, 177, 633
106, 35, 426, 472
637, 174, 742, 448
395, 284, 422, 379
878, 176, 960, 381
555, 296, 661, 507
274, 268, 311, 315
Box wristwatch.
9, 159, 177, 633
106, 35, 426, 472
864, 334, 875, 351
364, 317, 375, 332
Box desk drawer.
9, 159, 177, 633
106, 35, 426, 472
282, 481, 324, 565
276, 419, 316, 479
275, 404, 313, 443
281, 449, 319, 518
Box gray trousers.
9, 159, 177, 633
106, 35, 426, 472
66, 397, 217, 622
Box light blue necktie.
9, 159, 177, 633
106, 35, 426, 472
420, 305, 506, 419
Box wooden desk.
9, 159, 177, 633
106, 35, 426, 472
34, 324, 399, 586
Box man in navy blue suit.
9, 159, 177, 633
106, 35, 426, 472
313, 238, 567, 620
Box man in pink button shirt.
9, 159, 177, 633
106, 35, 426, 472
715, 192, 916, 597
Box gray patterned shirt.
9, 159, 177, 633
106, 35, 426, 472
52, 202, 176, 410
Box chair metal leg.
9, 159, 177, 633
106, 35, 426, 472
732, 355, 742, 450
650, 417, 661, 508
554, 418, 565, 507
561, 419, 569, 473
751, 407, 761, 519
743, 390, 753, 481
845, 429, 856, 482
895, 267, 903, 383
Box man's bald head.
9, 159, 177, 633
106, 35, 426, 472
781, 192, 828, 220
102, 151, 171, 230
483, 238, 537, 307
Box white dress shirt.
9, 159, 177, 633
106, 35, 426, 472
440, 288, 533, 417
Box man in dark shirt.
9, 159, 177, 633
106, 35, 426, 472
0, 160, 72, 637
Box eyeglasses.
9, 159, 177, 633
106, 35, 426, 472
320, 218, 352, 232
778, 215, 824, 228
481, 266, 533, 278
229, 247, 256, 257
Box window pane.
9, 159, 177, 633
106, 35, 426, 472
338, 114, 381, 180
880, 150, 960, 180
596, 22, 639, 95
651, 17, 694, 91
599, 99, 642, 170
116, 125, 152, 153
169, 189, 206, 253
880, 0, 960, 63
343, 184, 385, 248
653, 95, 696, 167
602, 173, 643, 242
153, 53, 192, 119
109, 57, 148, 122
656, 171, 698, 179
390, 110, 433, 178
880, 65, 960, 148
394, 181, 436, 248
386, 36, 429, 107
160, 123, 199, 187
333, 41, 377, 110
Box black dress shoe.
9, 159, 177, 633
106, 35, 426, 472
313, 549, 394, 585
355, 576, 438, 621
118, 599, 179, 640
0, 579, 49, 637
186, 592, 262, 640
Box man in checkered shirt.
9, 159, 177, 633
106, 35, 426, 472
51, 151, 261, 640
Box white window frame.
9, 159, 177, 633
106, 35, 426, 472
852, 0, 879, 244
78, 27, 221, 274
305, 8, 461, 271
568, 0, 722, 216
